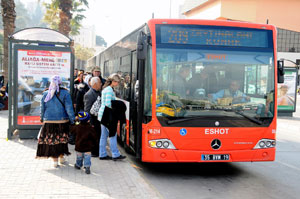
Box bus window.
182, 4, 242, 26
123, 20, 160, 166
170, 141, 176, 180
116, 54, 131, 100
144, 46, 152, 117
155, 47, 275, 121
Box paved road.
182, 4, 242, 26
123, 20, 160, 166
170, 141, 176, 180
126, 104, 300, 199
1, 100, 300, 199
0, 111, 161, 199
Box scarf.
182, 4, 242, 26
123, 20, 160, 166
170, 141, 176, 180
44, 75, 62, 102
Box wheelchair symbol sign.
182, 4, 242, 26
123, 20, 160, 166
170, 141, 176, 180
180, 128, 187, 136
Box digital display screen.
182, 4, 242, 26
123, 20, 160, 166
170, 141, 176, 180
157, 25, 271, 48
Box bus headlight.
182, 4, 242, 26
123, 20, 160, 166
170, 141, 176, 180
149, 139, 176, 149
254, 139, 276, 149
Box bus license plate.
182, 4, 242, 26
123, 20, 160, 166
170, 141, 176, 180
201, 154, 230, 161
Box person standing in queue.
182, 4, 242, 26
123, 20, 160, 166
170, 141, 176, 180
98, 74, 126, 161
36, 75, 75, 168
92, 67, 106, 86
83, 77, 102, 157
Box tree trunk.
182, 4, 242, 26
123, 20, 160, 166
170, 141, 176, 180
1, 0, 16, 83
58, 0, 72, 37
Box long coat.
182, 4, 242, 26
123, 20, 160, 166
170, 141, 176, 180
101, 100, 126, 137
70, 123, 98, 153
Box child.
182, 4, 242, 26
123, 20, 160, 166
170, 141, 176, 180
71, 111, 97, 174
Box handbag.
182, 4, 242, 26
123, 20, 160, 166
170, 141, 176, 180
90, 96, 101, 116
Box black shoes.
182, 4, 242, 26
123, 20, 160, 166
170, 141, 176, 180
74, 164, 81, 170
112, 155, 126, 161
99, 155, 126, 160
75, 164, 91, 174
99, 156, 112, 160
84, 167, 91, 174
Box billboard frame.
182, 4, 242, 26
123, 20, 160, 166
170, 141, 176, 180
7, 28, 74, 139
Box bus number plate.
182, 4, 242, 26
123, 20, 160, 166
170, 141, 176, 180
201, 154, 230, 161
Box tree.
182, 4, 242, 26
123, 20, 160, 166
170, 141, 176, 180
0, 0, 42, 30
96, 35, 107, 47
0, 33, 3, 54
15, 0, 31, 31
28, 2, 47, 28
43, 0, 88, 36
1, 0, 16, 81
74, 44, 95, 61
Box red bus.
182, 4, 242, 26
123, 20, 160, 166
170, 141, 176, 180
92, 19, 284, 162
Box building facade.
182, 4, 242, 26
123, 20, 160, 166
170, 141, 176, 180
72, 25, 96, 49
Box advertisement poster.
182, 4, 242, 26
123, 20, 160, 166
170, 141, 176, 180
17, 49, 71, 125
277, 70, 297, 111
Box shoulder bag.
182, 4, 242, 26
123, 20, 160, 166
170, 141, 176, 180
90, 96, 101, 116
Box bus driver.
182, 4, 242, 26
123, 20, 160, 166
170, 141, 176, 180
209, 80, 250, 104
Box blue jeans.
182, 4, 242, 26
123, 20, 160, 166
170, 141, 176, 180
99, 124, 120, 158
75, 152, 91, 168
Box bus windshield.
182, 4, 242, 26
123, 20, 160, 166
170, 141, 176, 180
155, 47, 275, 126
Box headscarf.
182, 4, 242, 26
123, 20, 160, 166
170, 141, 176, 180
44, 75, 62, 102
84, 74, 92, 88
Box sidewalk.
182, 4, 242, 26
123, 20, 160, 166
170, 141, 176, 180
0, 111, 161, 199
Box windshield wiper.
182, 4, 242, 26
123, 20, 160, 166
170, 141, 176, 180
166, 116, 206, 125
234, 111, 263, 125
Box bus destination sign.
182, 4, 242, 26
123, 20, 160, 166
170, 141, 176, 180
159, 25, 270, 48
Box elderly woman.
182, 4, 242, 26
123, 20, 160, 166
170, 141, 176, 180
36, 75, 75, 168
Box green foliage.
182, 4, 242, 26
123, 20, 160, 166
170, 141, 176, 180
0, 1, 46, 30
43, 0, 88, 36
74, 44, 95, 61
43, 1, 60, 30
96, 35, 107, 47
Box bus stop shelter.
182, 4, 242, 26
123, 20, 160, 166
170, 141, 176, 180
7, 28, 74, 139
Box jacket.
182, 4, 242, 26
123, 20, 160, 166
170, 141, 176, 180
70, 123, 97, 152
40, 88, 75, 123
101, 100, 126, 137
84, 88, 101, 113
74, 82, 89, 114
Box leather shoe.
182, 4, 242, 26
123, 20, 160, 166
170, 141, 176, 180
85, 167, 91, 174
112, 155, 126, 161
74, 164, 81, 170
99, 156, 112, 160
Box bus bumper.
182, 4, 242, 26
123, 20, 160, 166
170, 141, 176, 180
141, 148, 275, 162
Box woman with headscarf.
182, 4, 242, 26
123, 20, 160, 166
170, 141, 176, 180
36, 75, 75, 168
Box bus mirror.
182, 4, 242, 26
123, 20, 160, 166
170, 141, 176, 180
137, 31, 147, 60
277, 60, 284, 83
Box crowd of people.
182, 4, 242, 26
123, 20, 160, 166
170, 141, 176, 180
36, 67, 127, 174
